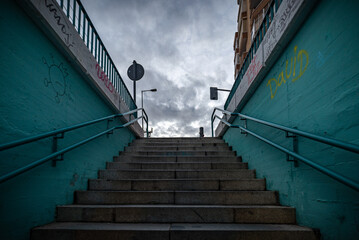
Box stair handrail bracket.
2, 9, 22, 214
211, 107, 359, 192
0, 108, 149, 184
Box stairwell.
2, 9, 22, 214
31, 137, 319, 239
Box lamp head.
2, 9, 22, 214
151, 89, 157, 92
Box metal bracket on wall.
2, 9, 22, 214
286, 130, 298, 167
107, 118, 114, 137
240, 118, 248, 136
52, 133, 64, 167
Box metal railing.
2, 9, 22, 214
55, 0, 136, 111
0, 108, 149, 184
225, 0, 282, 110
211, 107, 359, 192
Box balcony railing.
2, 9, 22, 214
225, 0, 282, 110
56, 0, 136, 111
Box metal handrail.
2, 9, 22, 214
225, 0, 282, 110
141, 108, 149, 138
0, 108, 149, 184
0, 108, 144, 151
211, 107, 359, 192
56, 0, 136, 111
0, 114, 118, 151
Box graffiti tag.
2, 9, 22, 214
277, 0, 300, 33
44, 0, 74, 47
246, 55, 263, 85
266, 46, 309, 99
43, 55, 72, 103
96, 64, 115, 93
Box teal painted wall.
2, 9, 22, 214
0, 1, 135, 239
224, 0, 359, 239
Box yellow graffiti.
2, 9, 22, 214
267, 46, 309, 99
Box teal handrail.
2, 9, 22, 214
0, 108, 149, 184
211, 107, 359, 192
0, 114, 117, 151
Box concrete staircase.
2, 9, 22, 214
31, 137, 319, 240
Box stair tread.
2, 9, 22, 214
123, 150, 232, 152
33, 222, 313, 232
59, 204, 292, 208
90, 178, 264, 183
119, 156, 239, 159
31, 137, 319, 239
76, 190, 274, 193
101, 169, 252, 172
109, 162, 243, 164
90, 178, 265, 181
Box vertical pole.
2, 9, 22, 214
67, 0, 70, 18
133, 61, 137, 104
211, 118, 214, 137
86, 19, 90, 47
82, 12, 86, 39
94, 35, 97, 59
101, 46, 104, 68
77, 5, 81, 34
146, 118, 149, 138
133, 81, 136, 120
90, 27, 94, 54
141, 91, 144, 129
72, 0, 76, 26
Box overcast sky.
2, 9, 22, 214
82, 0, 238, 137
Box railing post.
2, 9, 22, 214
107, 117, 114, 137
52, 133, 64, 166
66, 0, 70, 18
72, 0, 76, 26
77, 5, 82, 34
286, 130, 298, 167
199, 127, 204, 138
240, 118, 248, 136
146, 119, 149, 138
211, 118, 214, 137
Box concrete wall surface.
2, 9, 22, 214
0, 1, 135, 239
224, 0, 359, 239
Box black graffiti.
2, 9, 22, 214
43, 55, 70, 103
44, 0, 73, 47
277, 0, 300, 32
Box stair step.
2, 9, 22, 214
126, 146, 231, 152
129, 143, 231, 151
130, 142, 228, 147
106, 162, 248, 170
31, 223, 318, 240
75, 191, 278, 205
114, 155, 242, 163
88, 179, 266, 191
120, 151, 236, 156
98, 169, 255, 180
31, 137, 320, 239
136, 137, 224, 143
57, 205, 296, 224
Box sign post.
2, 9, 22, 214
127, 60, 145, 103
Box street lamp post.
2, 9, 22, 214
141, 88, 157, 130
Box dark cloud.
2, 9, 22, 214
82, 0, 237, 136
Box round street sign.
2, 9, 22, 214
127, 60, 144, 81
